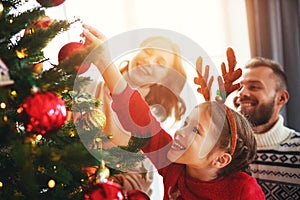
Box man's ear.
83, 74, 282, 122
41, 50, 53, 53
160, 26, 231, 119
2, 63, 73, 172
277, 90, 289, 106
212, 153, 232, 168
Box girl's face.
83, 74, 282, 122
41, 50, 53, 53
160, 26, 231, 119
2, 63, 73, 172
127, 41, 175, 87
167, 105, 222, 165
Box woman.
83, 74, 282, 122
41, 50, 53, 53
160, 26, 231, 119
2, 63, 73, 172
82, 24, 187, 198
93, 34, 187, 147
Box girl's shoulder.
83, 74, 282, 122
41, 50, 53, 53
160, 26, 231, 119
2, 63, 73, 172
227, 171, 257, 183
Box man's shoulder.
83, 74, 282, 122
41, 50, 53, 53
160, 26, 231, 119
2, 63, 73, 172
281, 128, 300, 149
292, 130, 300, 137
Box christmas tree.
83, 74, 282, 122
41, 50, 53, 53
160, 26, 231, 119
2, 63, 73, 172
0, 0, 147, 199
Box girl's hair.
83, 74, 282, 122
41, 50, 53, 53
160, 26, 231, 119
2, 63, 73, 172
119, 36, 187, 123
204, 102, 256, 177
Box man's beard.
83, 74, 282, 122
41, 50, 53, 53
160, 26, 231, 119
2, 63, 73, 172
240, 99, 275, 127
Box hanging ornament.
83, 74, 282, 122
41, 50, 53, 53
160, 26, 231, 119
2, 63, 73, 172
84, 181, 125, 200
58, 42, 90, 74
36, 0, 65, 8
83, 181, 150, 200
24, 16, 53, 35
82, 108, 106, 130
19, 89, 68, 135
97, 160, 110, 183
33, 16, 53, 29
0, 58, 14, 87
32, 62, 43, 74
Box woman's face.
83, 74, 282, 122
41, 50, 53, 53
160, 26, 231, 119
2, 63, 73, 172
127, 42, 175, 87
167, 105, 222, 165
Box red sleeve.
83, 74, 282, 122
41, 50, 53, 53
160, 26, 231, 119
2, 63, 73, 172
111, 85, 172, 167
111, 84, 161, 137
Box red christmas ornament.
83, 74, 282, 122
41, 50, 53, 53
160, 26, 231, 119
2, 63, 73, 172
24, 16, 53, 35
36, 0, 65, 7
58, 42, 90, 74
19, 91, 67, 135
84, 181, 125, 200
84, 181, 150, 200
32, 16, 53, 29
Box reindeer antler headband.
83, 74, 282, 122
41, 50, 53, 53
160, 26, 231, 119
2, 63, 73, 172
194, 48, 242, 155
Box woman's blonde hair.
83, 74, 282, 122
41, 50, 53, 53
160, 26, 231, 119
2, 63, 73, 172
120, 36, 187, 122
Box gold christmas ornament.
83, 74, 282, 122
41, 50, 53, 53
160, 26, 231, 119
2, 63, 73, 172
97, 160, 110, 182
32, 62, 43, 74
83, 108, 106, 130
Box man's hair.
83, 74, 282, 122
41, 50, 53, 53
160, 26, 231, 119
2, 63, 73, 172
244, 57, 288, 91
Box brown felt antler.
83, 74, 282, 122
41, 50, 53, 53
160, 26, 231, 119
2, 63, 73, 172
193, 56, 214, 101
217, 47, 242, 102
194, 48, 241, 155
218, 47, 241, 154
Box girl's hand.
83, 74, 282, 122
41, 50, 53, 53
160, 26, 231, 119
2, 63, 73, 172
82, 24, 111, 74
82, 24, 126, 94
82, 24, 107, 45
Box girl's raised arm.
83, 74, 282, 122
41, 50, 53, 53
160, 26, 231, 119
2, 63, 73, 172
82, 25, 127, 95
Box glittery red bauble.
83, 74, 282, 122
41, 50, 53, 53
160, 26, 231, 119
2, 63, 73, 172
20, 91, 67, 135
58, 42, 90, 74
83, 181, 150, 200
84, 181, 125, 200
36, 0, 65, 7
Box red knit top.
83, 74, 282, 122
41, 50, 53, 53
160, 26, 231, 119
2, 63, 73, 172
111, 85, 265, 200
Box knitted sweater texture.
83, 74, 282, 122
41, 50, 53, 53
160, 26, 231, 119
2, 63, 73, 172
251, 115, 300, 199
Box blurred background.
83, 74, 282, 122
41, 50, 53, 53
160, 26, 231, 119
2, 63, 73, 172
45, 0, 299, 131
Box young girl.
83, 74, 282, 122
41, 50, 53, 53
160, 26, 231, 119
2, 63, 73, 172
83, 27, 265, 200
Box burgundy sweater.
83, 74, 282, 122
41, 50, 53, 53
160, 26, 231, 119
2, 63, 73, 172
111, 85, 265, 200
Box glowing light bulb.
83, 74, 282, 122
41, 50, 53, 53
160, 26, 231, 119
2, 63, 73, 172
48, 179, 56, 188
11, 90, 17, 96
0, 102, 6, 109
36, 134, 43, 141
